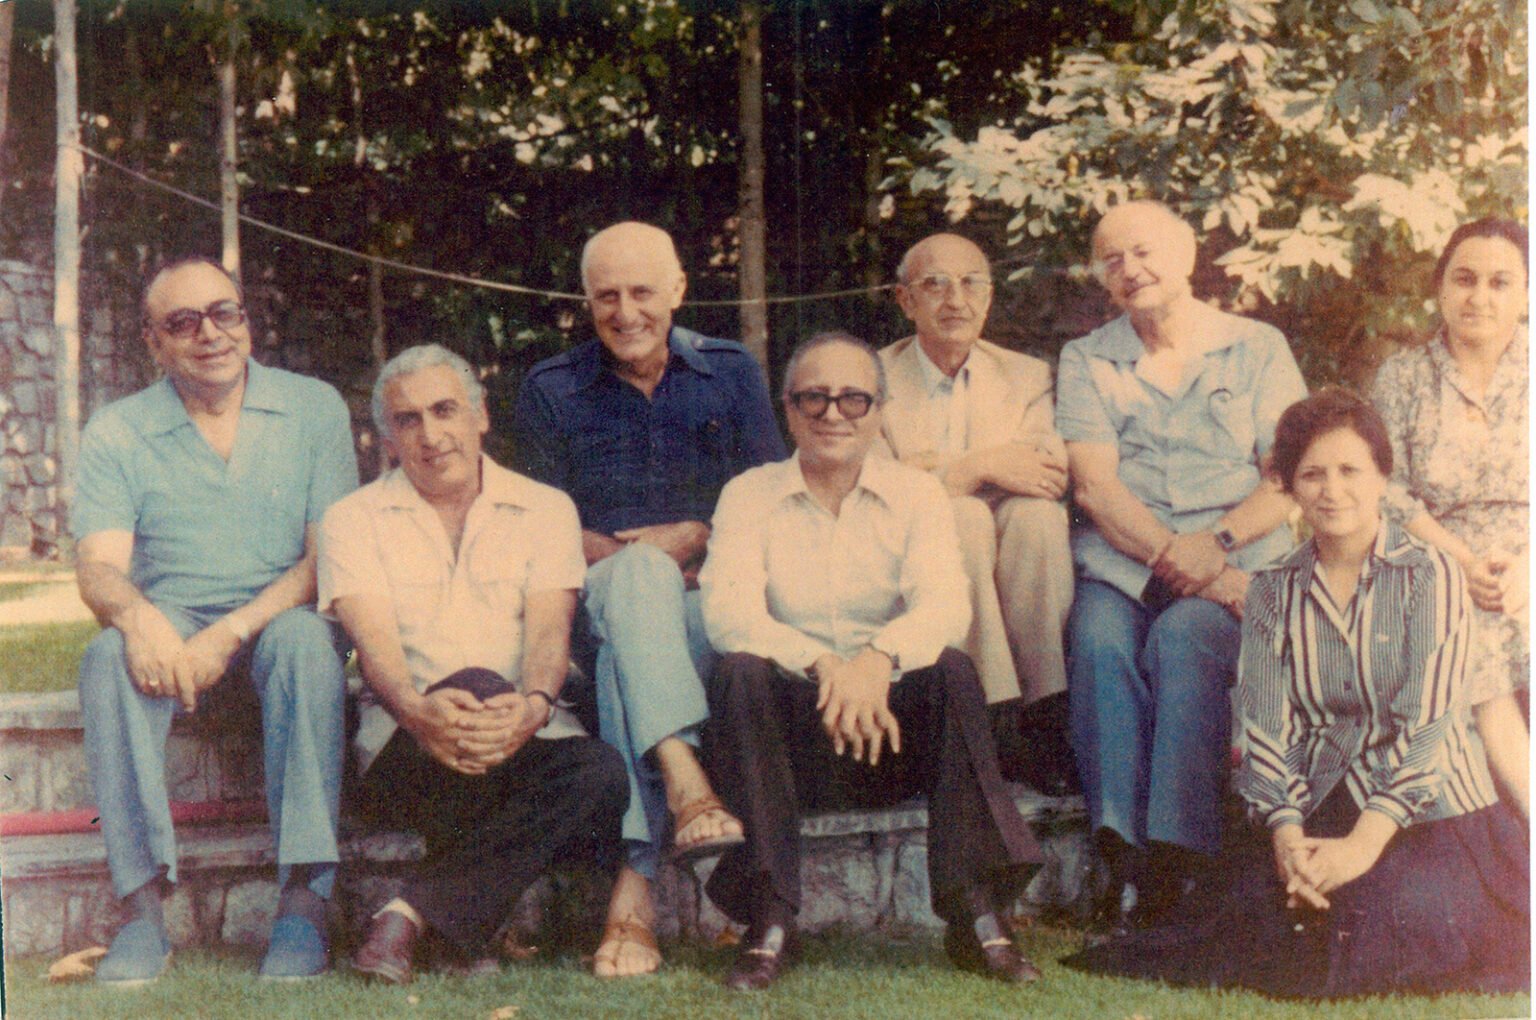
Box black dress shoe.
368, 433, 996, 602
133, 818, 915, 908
944, 913, 1041, 984
724, 924, 797, 991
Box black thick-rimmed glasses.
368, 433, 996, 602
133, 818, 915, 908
154, 299, 247, 340
786, 389, 876, 420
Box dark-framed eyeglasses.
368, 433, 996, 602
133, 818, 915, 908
910, 272, 992, 299
154, 299, 246, 340
786, 389, 876, 420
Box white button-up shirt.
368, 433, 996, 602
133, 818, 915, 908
319, 456, 588, 770
700, 452, 970, 676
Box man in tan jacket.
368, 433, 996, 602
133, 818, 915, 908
875, 233, 1074, 786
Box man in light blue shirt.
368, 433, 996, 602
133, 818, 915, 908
73, 258, 358, 984
1057, 203, 1304, 933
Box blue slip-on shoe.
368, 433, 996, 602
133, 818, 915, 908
96, 918, 172, 987
260, 913, 330, 980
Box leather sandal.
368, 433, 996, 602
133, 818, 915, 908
593, 918, 660, 979
667, 794, 746, 863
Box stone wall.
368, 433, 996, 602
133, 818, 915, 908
0, 261, 135, 557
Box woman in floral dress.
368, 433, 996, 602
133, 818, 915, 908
1371, 217, 1528, 817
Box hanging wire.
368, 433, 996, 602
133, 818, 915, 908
75, 142, 901, 308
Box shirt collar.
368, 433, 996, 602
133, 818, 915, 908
1086, 312, 1246, 364
912, 340, 969, 395
139, 357, 281, 436
775, 450, 903, 509
571, 326, 714, 390
1429, 323, 1528, 402
377, 454, 538, 512
1281, 518, 1420, 585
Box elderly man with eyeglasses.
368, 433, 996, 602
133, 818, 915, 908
875, 234, 1075, 793
699, 331, 1043, 990
73, 257, 358, 985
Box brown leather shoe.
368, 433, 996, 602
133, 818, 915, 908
944, 914, 1041, 984
352, 909, 420, 985
724, 924, 797, 991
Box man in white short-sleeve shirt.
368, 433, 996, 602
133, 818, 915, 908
318, 344, 627, 985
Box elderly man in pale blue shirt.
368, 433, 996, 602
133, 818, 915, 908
1057, 203, 1304, 932
73, 258, 358, 984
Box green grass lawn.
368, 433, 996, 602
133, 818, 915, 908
2, 927, 1525, 1020
0, 621, 98, 694
0, 581, 52, 603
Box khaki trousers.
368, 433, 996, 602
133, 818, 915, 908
950, 494, 1072, 706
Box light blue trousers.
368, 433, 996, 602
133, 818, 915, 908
78, 605, 346, 900
582, 543, 715, 879
1067, 580, 1240, 856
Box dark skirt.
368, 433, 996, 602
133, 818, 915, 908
1062, 791, 1531, 998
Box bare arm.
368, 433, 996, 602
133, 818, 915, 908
77, 525, 324, 711
1066, 440, 1174, 566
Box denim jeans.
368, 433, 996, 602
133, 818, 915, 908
581, 543, 716, 879
78, 605, 347, 900
1067, 580, 1240, 855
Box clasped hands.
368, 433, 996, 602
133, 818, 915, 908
1271, 824, 1383, 911
1150, 531, 1248, 618
122, 602, 242, 712
404, 686, 544, 776
812, 648, 900, 766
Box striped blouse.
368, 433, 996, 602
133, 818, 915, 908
1235, 520, 1499, 831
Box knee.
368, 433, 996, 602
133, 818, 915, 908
997, 496, 1069, 542
256, 609, 341, 667
949, 496, 998, 569
604, 542, 683, 599
1146, 601, 1238, 675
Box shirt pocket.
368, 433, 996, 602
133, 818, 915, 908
376, 545, 444, 645
467, 551, 528, 626
1197, 382, 1258, 464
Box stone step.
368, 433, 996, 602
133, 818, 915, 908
0, 690, 264, 815
0, 792, 1091, 961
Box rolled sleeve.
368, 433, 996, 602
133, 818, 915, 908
317, 498, 388, 618
871, 474, 970, 671
72, 411, 139, 540
307, 388, 361, 523
1054, 341, 1117, 445
526, 492, 587, 593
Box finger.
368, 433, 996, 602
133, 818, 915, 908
867, 730, 884, 767
880, 711, 902, 756
846, 726, 866, 763
174, 668, 199, 713
815, 672, 834, 712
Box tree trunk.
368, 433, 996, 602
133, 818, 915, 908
736, 1, 768, 373
219, 15, 241, 282
53, 0, 82, 537
348, 41, 389, 476
0, 0, 15, 222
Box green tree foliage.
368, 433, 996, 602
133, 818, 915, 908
900, 0, 1528, 384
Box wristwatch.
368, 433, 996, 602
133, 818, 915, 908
525, 689, 556, 727
868, 644, 900, 673
1213, 527, 1239, 553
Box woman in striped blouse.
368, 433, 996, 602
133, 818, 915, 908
1066, 388, 1528, 996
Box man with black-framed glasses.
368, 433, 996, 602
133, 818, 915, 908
878, 233, 1075, 796
73, 257, 358, 985
699, 331, 1043, 990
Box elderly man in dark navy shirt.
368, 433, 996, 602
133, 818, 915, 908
513, 221, 785, 977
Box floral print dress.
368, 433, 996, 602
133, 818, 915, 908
1372, 326, 1529, 703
